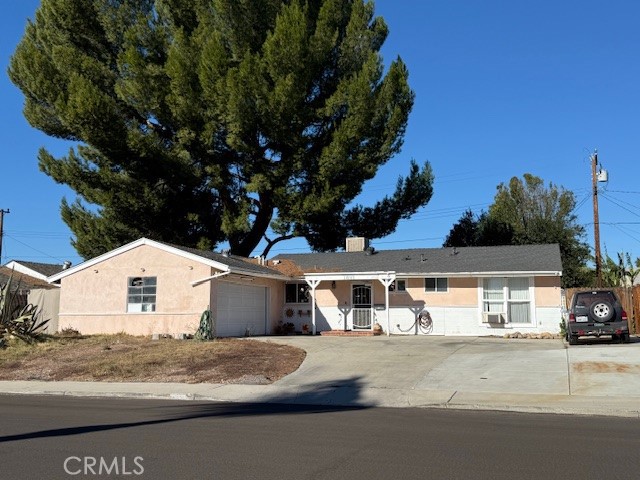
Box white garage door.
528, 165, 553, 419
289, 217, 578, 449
216, 282, 267, 337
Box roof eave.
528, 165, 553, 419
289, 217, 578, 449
229, 267, 290, 281
301, 270, 562, 279
47, 238, 232, 283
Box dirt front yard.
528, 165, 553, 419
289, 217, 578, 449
0, 334, 305, 384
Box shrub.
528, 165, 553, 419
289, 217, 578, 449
0, 273, 49, 344
559, 318, 567, 338
274, 321, 296, 335
57, 327, 82, 338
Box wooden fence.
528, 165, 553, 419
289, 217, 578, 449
564, 286, 640, 334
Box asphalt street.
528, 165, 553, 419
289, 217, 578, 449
1, 395, 639, 480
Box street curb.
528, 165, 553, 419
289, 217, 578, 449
1, 383, 639, 419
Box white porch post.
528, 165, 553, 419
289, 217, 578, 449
305, 278, 321, 335
378, 273, 396, 337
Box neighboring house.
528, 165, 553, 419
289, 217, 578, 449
4, 260, 68, 281
273, 238, 563, 336
47, 237, 563, 337
48, 238, 288, 336
0, 266, 60, 333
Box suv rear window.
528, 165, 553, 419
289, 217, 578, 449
572, 291, 618, 314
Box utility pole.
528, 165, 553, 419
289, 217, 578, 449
591, 151, 602, 287
0, 208, 9, 265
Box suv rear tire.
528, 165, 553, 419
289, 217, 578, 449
569, 335, 578, 345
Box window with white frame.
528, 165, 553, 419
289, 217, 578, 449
425, 277, 448, 292
389, 279, 407, 293
507, 277, 531, 324
482, 277, 531, 323
482, 277, 504, 313
285, 282, 309, 303
127, 277, 157, 312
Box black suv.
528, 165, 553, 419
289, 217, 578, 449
567, 290, 630, 345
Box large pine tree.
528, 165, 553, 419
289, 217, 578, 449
10, 0, 433, 258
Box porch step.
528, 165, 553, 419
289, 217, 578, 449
319, 330, 376, 337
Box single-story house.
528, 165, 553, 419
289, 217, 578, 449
47, 237, 563, 337
48, 238, 288, 336
4, 260, 68, 281
273, 238, 563, 336
0, 266, 60, 333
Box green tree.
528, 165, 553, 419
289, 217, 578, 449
443, 209, 479, 247
601, 251, 640, 287
488, 174, 590, 287
443, 209, 514, 247
9, 0, 433, 259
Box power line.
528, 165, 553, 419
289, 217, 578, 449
609, 224, 640, 246
602, 189, 640, 194
600, 191, 640, 211
573, 193, 591, 213
3, 230, 70, 238
599, 192, 640, 219
2, 233, 70, 263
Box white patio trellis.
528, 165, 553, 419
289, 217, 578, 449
304, 272, 396, 336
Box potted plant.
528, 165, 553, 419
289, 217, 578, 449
373, 323, 383, 335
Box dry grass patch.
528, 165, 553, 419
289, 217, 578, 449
0, 334, 306, 384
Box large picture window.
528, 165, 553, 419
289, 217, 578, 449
127, 277, 157, 312
285, 282, 309, 303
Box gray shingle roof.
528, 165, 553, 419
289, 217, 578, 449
7, 260, 64, 277
157, 241, 285, 277
273, 244, 562, 275
0, 267, 56, 291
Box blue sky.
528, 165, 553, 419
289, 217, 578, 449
1, 0, 640, 266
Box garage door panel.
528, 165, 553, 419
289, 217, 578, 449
216, 282, 267, 337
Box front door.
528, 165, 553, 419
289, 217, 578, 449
351, 284, 372, 330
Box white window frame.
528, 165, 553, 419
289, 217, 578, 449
127, 276, 157, 313
425, 277, 448, 293
478, 277, 535, 326
389, 279, 407, 294
285, 282, 310, 304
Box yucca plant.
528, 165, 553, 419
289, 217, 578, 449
0, 272, 49, 344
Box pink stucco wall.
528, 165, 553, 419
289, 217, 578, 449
306, 277, 480, 308
306, 275, 560, 309
534, 276, 562, 306
58, 244, 287, 336
58, 245, 215, 335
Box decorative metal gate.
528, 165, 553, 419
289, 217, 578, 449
351, 284, 372, 329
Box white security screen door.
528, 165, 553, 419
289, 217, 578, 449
351, 284, 372, 330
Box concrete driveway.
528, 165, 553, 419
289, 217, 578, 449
2, 335, 639, 416
267, 335, 640, 398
